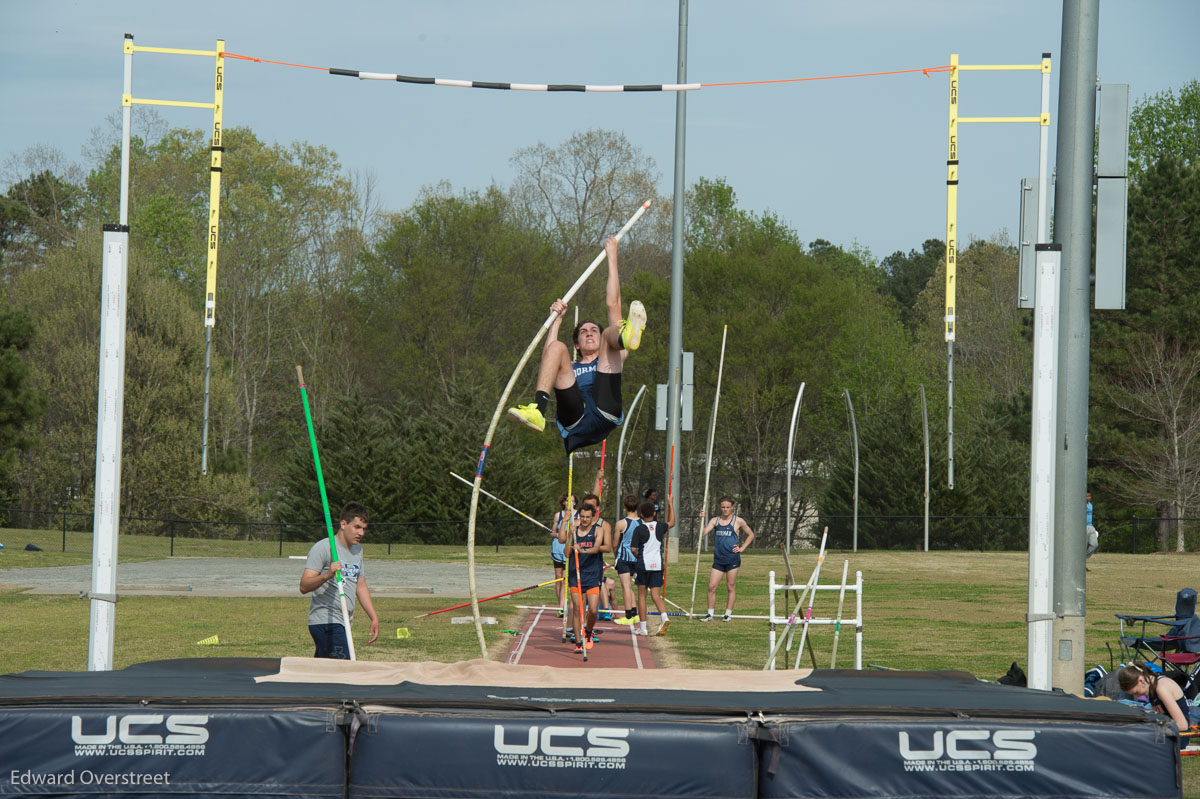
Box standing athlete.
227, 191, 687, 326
299, 502, 380, 658
613, 494, 641, 625
698, 497, 755, 622
561, 495, 612, 653
631, 498, 675, 636
507, 236, 646, 453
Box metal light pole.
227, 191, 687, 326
664, 0, 688, 563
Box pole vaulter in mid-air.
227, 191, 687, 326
506, 235, 647, 453
466, 202, 649, 659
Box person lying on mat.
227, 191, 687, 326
1117, 663, 1190, 743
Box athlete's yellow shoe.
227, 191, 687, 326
620, 300, 647, 351
506, 404, 545, 432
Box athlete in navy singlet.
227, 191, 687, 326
507, 235, 647, 453
698, 497, 755, 622
613, 494, 641, 624
560, 496, 612, 652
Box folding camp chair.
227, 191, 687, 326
1115, 588, 1200, 699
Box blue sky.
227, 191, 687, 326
2, 1, 1196, 260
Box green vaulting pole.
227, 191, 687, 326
296, 365, 356, 661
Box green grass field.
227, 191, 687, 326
2, 532, 1197, 792
0, 531, 1191, 674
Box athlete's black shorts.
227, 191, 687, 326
556, 372, 623, 453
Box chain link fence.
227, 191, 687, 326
4, 507, 1197, 556
0, 508, 552, 556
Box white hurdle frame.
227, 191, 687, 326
767, 570, 863, 670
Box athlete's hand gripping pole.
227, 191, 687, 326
296, 366, 356, 661
465, 200, 652, 659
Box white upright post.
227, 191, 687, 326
1037, 53, 1052, 245
1027, 245, 1061, 690
88, 35, 134, 671
614, 385, 647, 523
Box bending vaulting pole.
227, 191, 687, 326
785, 382, 806, 554
920, 384, 930, 551
466, 200, 651, 658
296, 366, 356, 661
691, 324, 728, 617
844, 389, 860, 552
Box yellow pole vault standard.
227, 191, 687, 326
200, 42, 225, 477
944, 53, 959, 348
942, 52, 1050, 490
119, 37, 227, 476
944, 54, 958, 489
206, 42, 225, 329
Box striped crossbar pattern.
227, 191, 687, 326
330, 68, 701, 92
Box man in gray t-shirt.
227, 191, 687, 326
299, 502, 379, 658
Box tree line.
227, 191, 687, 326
1, 81, 1196, 550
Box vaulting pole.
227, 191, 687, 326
296, 366, 355, 661
561, 457, 575, 644
449, 471, 554, 533
465, 201, 651, 658
690, 324, 727, 617
764, 529, 828, 670
614, 384, 647, 523
830, 559, 850, 668
568, 458, 588, 661
663, 368, 680, 599
794, 536, 831, 669
416, 577, 565, 618
784, 382, 806, 555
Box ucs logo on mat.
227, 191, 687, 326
494, 725, 630, 769
70, 715, 209, 757
898, 730, 1038, 774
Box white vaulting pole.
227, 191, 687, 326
830, 559, 850, 668
466, 200, 652, 658
784, 382, 805, 555
449, 471, 555, 534
793, 528, 831, 670
764, 528, 827, 670
614, 384, 647, 523
690, 324, 727, 617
